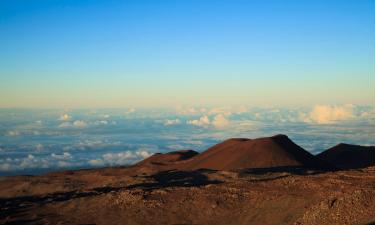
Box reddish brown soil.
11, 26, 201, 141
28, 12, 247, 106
1, 166, 374, 225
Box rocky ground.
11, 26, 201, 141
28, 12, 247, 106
1, 165, 374, 225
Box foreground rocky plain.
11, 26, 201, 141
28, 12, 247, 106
1, 135, 375, 225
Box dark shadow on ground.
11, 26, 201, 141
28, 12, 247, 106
239, 166, 333, 176
0, 169, 222, 224
364, 221, 375, 225
127, 169, 222, 190
0, 186, 123, 224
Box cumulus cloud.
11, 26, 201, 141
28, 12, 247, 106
88, 159, 103, 166
0, 152, 77, 172
18, 154, 46, 170
211, 114, 230, 128
51, 152, 72, 160
0, 163, 11, 171
124, 108, 136, 115
58, 120, 88, 128
187, 115, 210, 126
59, 113, 72, 121
361, 108, 375, 118
7, 130, 20, 136
58, 122, 72, 128
73, 120, 87, 128
93, 120, 108, 125
164, 119, 181, 126
35, 144, 44, 151
300, 104, 355, 124
88, 150, 152, 167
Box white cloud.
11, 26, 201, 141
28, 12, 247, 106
0, 152, 78, 172
125, 108, 136, 115
7, 130, 20, 136
89, 150, 152, 167
73, 120, 87, 128
164, 119, 181, 126
186, 114, 231, 128
88, 159, 103, 166
211, 114, 230, 128
176, 106, 206, 115
187, 115, 210, 126
361, 108, 375, 118
300, 104, 355, 124
167, 144, 185, 150
59, 113, 72, 121
51, 152, 72, 160
58, 120, 88, 128
58, 122, 72, 128
35, 144, 44, 151
0, 163, 11, 171
93, 120, 108, 125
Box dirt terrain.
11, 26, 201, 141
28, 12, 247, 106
1, 135, 375, 225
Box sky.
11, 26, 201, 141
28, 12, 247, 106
1, 0, 374, 108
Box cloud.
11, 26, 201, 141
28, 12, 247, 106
187, 115, 210, 126
175, 106, 206, 115
58, 122, 72, 128
211, 114, 230, 128
164, 119, 181, 126
51, 152, 72, 160
88, 159, 103, 166
186, 114, 231, 128
59, 120, 88, 128
7, 130, 20, 136
167, 144, 185, 150
361, 108, 375, 118
124, 108, 136, 115
0, 163, 11, 171
73, 120, 87, 128
89, 150, 152, 167
35, 144, 44, 151
300, 104, 355, 124
93, 120, 108, 125
0, 152, 78, 172
59, 113, 72, 121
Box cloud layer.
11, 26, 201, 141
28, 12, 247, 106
1, 105, 374, 175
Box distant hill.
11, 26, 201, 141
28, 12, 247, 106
317, 143, 375, 169
138, 134, 332, 171
180, 134, 331, 170
135, 150, 198, 168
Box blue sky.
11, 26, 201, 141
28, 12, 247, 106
1, 0, 374, 107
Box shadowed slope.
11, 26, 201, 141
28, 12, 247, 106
317, 143, 375, 169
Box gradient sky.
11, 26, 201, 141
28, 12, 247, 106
1, 0, 374, 108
